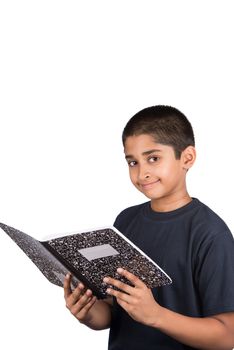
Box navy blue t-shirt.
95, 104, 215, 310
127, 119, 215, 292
108, 198, 234, 350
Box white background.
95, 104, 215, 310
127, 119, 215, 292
0, 1, 233, 349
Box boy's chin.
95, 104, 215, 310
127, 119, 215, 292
144, 193, 154, 200
139, 191, 159, 200
140, 190, 167, 202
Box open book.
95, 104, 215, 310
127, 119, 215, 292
0, 222, 172, 298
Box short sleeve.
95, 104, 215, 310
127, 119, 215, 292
195, 230, 234, 316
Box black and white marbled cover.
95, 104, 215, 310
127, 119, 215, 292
0, 223, 79, 290
0, 223, 172, 298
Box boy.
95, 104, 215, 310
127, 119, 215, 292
64, 106, 234, 349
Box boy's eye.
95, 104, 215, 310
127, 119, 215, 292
128, 160, 137, 167
148, 156, 159, 163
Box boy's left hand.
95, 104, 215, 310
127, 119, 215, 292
103, 268, 161, 327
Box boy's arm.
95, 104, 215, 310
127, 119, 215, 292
104, 268, 234, 350
64, 273, 112, 330
154, 308, 234, 350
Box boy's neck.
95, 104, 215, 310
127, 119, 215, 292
150, 194, 192, 213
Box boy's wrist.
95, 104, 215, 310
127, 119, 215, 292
148, 304, 165, 329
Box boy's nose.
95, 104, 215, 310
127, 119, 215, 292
138, 167, 151, 181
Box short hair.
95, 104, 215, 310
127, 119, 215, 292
122, 105, 195, 159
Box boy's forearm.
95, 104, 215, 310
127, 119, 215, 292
80, 299, 112, 331
153, 306, 234, 350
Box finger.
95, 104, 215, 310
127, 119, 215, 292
70, 290, 94, 315
117, 268, 145, 288
116, 297, 129, 310
79, 296, 97, 315
66, 286, 90, 311
103, 276, 133, 295
70, 283, 85, 303
64, 273, 72, 298
72, 295, 97, 318
106, 287, 131, 303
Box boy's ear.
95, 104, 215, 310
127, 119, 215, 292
181, 146, 196, 171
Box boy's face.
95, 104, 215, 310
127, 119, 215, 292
124, 134, 193, 210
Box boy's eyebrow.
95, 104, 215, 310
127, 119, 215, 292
125, 149, 162, 159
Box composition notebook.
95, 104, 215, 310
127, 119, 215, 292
0, 222, 172, 299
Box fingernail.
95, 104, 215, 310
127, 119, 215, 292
117, 268, 123, 273
103, 277, 109, 283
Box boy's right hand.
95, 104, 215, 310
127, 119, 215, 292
64, 273, 97, 323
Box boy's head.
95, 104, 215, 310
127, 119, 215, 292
122, 106, 196, 210
122, 105, 195, 159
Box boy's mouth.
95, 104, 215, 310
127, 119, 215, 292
140, 179, 160, 190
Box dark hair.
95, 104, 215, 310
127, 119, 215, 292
122, 105, 195, 159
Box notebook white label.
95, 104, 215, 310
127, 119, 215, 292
78, 244, 119, 261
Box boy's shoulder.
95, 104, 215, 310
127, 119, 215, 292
193, 199, 231, 237
115, 202, 146, 219
114, 202, 147, 228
